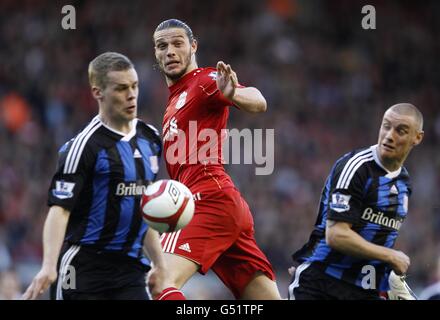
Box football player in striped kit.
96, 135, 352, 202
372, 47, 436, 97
289, 103, 423, 300
23, 52, 181, 300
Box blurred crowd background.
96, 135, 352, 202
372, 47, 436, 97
1, 0, 439, 299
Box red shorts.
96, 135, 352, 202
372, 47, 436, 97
160, 187, 276, 299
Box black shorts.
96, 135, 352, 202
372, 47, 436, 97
50, 244, 150, 300
288, 262, 382, 300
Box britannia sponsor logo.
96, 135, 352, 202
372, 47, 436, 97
116, 182, 148, 196
361, 207, 403, 230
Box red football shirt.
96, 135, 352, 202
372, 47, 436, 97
162, 67, 237, 194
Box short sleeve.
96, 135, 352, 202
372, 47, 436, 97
47, 140, 95, 211
199, 69, 243, 109
326, 156, 369, 225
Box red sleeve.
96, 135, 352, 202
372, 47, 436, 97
198, 69, 243, 109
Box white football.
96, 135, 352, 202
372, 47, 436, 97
141, 179, 195, 233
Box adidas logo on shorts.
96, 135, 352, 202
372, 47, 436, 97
178, 243, 191, 253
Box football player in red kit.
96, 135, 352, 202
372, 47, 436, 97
152, 19, 280, 299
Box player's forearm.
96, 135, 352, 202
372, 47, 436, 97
231, 87, 267, 113
42, 206, 70, 269
326, 222, 394, 263
143, 228, 166, 268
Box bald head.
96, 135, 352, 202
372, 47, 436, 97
377, 103, 424, 171
387, 103, 423, 132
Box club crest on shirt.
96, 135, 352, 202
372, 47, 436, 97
330, 192, 351, 213
175, 91, 187, 110
208, 71, 217, 80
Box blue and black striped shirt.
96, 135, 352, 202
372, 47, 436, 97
292, 145, 411, 291
48, 116, 161, 267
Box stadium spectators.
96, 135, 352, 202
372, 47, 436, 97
0, 0, 439, 298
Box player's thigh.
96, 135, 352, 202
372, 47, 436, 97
212, 229, 276, 299
51, 245, 81, 300
241, 271, 280, 300
288, 263, 331, 300
328, 278, 382, 300
160, 195, 240, 277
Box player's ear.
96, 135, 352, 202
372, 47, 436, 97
191, 38, 198, 55
413, 130, 424, 146
91, 86, 103, 100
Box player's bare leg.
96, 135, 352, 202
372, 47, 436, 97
241, 271, 281, 300
163, 253, 199, 288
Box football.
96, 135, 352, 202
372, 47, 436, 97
141, 179, 195, 233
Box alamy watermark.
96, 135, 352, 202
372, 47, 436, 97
361, 264, 376, 290
61, 5, 76, 30
60, 265, 76, 290
61, 4, 377, 31
362, 5, 376, 30
163, 119, 275, 175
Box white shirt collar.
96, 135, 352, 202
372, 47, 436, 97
372, 144, 402, 178
97, 116, 138, 141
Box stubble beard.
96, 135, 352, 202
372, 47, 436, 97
160, 49, 192, 81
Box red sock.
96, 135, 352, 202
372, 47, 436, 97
155, 287, 186, 300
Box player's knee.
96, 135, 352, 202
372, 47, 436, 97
242, 272, 281, 300
163, 254, 199, 288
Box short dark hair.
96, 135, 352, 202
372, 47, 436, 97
154, 19, 194, 42
388, 103, 424, 131
88, 52, 134, 88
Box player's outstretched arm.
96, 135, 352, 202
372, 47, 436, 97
22, 206, 70, 300
216, 61, 267, 113
326, 220, 410, 275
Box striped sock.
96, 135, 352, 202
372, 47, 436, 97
155, 287, 186, 300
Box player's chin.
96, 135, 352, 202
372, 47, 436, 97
123, 110, 137, 121
165, 68, 186, 80
378, 147, 396, 160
